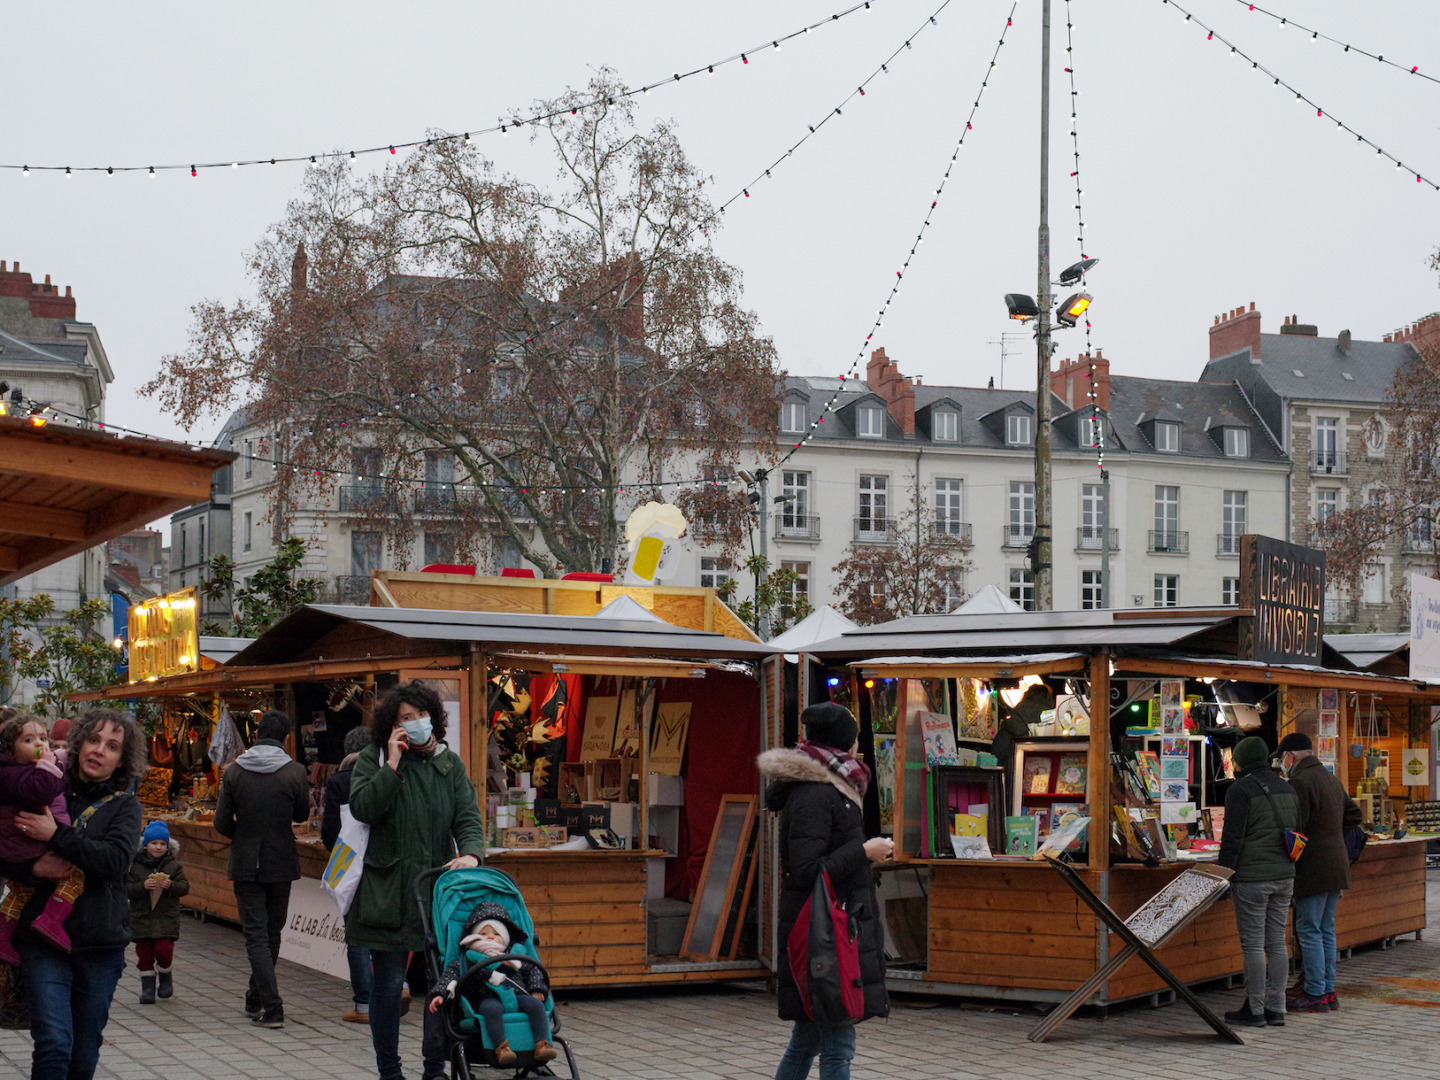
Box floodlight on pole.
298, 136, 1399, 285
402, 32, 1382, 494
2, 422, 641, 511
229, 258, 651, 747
1005, 293, 1040, 321
1057, 257, 1098, 287
1056, 292, 1093, 327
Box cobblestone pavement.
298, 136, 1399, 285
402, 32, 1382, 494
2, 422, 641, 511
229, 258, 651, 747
4, 876, 1436, 1080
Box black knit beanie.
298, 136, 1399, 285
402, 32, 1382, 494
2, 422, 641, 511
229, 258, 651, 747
801, 702, 860, 751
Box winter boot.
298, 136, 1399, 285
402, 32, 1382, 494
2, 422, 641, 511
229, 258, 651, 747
26, 893, 75, 954
157, 967, 173, 999
533, 1039, 558, 1063
0, 912, 21, 967
139, 975, 157, 1005
492, 1040, 517, 1067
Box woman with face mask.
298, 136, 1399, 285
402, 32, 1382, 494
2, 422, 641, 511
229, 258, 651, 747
346, 682, 486, 1080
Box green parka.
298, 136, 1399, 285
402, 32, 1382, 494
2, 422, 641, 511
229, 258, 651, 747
126, 846, 191, 940
344, 743, 486, 952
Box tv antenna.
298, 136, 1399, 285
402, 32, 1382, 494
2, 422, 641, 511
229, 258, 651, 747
986, 332, 1026, 389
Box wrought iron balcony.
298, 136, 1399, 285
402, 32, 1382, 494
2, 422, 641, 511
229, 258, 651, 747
1323, 597, 1357, 625
1076, 527, 1119, 551
414, 487, 459, 515
334, 575, 372, 604
1404, 531, 1436, 554
1002, 523, 1034, 548
774, 513, 821, 542
1148, 530, 1189, 554
1311, 451, 1348, 476
1217, 533, 1243, 557
853, 516, 897, 543
930, 520, 973, 544
338, 485, 406, 515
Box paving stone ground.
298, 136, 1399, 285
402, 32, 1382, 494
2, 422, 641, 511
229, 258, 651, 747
4, 872, 1436, 1080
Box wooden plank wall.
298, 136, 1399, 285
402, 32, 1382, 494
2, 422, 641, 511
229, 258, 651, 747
171, 822, 329, 925
1337, 839, 1427, 947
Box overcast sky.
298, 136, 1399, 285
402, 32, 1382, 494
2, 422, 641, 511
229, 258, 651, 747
5, 0, 1438, 448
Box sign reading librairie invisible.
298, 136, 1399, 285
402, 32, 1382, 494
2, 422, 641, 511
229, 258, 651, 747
1238, 535, 1325, 665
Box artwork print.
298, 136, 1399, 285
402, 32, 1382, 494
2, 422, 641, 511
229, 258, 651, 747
1161, 780, 1190, 803
1318, 711, 1339, 738
1161, 756, 1190, 780
1161, 706, 1186, 735
1320, 689, 1339, 711
1160, 680, 1184, 707
1160, 737, 1188, 758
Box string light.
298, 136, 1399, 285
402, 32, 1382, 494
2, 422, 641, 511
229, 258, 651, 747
1159, 0, 1440, 191
0, 1, 882, 178
1228, 1, 1436, 85
757, 2, 1017, 474
1063, 0, 1092, 354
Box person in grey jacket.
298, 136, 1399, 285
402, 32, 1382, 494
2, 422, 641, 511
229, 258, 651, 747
1278, 732, 1363, 1013
214, 710, 309, 1029
1218, 735, 1300, 1028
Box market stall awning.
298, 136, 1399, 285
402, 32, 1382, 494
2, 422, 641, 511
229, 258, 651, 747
0, 417, 234, 586
1114, 653, 1439, 696
850, 652, 1088, 678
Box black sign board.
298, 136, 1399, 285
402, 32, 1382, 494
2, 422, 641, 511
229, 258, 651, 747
1237, 534, 1325, 665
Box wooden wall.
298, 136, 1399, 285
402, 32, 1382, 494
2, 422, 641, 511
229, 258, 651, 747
171, 821, 329, 925
1336, 838, 1427, 948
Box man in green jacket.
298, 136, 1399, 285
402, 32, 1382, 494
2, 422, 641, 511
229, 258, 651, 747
1218, 735, 1300, 1028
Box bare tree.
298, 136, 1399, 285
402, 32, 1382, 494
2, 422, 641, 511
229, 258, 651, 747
144, 70, 781, 575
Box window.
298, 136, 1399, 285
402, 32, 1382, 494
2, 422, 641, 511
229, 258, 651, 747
781, 471, 810, 531
1222, 577, 1240, 605
779, 560, 810, 619
781, 402, 806, 433
1315, 417, 1339, 469
1154, 574, 1179, 607
1223, 428, 1249, 458
1081, 570, 1104, 610
932, 409, 958, 442
1314, 488, 1339, 524
1008, 481, 1036, 544
1155, 422, 1179, 452
424, 450, 455, 485
180, 524, 187, 566
1411, 510, 1435, 551
858, 475, 888, 534
353, 448, 383, 491
941, 569, 966, 612
1080, 484, 1106, 547
1080, 414, 1104, 450
700, 556, 735, 590
1008, 568, 1035, 611
1222, 491, 1246, 555
242, 512, 252, 552
934, 479, 963, 535
491, 368, 521, 405
858, 405, 885, 438
1154, 485, 1179, 546
423, 531, 455, 567
198, 522, 205, 562
1006, 413, 1033, 446
490, 534, 523, 575
243, 439, 253, 479
351, 531, 381, 576
1362, 564, 1385, 606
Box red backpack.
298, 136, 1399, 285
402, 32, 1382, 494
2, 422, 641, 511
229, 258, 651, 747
786, 868, 864, 1024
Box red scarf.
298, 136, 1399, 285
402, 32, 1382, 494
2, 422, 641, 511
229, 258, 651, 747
797, 739, 870, 799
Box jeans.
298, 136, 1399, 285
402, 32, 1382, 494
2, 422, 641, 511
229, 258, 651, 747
774, 1020, 857, 1080
233, 880, 292, 1011
348, 945, 374, 1007
1293, 890, 1341, 995
1231, 878, 1294, 1015
370, 949, 446, 1080
17, 940, 126, 1080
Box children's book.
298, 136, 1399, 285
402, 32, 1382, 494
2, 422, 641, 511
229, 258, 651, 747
1024, 756, 1053, 794
1005, 815, 1038, 856
919, 710, 960, 766
1135, 751, 1161, 800
953, 812, 988, 839
1055, 755, 1087, 795
1022, 805, 1051, 837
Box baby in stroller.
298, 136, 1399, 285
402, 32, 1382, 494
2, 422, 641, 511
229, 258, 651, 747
428, 901, 557, 1067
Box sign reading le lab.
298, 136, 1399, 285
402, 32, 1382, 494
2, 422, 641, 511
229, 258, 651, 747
127, 587, 200, 683
1238, 535, 1325, 666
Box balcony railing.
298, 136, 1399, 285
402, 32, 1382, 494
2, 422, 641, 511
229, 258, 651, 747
334, 575, 372, 604
1217, 533, 1243, 556
1002, 523, 1035, 548
774, 514, 821, 541
853, 516, 897, 543
1148, 529, 1189, 554
1404, 532, 1436, 554
930, 521, 973, 545
1312, 450, 1348, 476
1076, 527, 1120, 551
338, 485, 406, 514
414, 487, 459, 514
1323, 597, 1357, 625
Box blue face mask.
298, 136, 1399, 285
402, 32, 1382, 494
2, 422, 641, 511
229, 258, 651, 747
401, 713, 433, 745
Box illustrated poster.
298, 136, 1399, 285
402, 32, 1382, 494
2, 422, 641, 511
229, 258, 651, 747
579, 696, 618, 761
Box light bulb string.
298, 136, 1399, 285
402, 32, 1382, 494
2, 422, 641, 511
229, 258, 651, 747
1227, 0, 1437, 86
1159, 0, 1439, 190
3, 2, 883, 177
720, 0, 955, 213
1063, 0, 1092, 354
763, 2, 1018, 476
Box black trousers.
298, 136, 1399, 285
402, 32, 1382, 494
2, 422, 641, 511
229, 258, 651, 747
233, 880, 292, 1010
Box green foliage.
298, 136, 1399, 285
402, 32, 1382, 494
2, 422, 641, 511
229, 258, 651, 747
721, 555, 814, 638
199, 537, 322, 637
0, 596, 123, 716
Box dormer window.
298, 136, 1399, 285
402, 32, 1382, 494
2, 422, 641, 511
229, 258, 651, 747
1223, 427, 1249, 458
1155, 421, 1180, 452
932, 409, 958, 442
858, 404, 885, 438
781, 402, 806, 433
1006, 413, 1033, 446
1080, 415, 1104, 450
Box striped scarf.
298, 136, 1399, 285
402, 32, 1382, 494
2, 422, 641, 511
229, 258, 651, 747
797, 739, 870, 799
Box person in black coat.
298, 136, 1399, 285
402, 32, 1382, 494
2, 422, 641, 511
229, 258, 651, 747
322, 724, 380, 1024
758, 702, 892, 1080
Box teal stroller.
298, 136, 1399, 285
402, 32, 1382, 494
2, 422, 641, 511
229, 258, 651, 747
414, 866, 579, 1079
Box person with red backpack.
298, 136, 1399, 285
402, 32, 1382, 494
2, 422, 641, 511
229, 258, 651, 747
759, 703, 892, 1080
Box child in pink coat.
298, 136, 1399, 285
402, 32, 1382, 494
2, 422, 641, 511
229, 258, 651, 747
0, 709, 86, 963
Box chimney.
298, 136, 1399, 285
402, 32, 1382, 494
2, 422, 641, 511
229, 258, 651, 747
1337, 329, 1352, 354
1279, 313, 1318, 336
1050, 351, 1110, 412
291, 242, 308, 294
1209, 301, 1262, 361
1385, 312, 1440, 356
864, 347, 915, 435
3, 261, 76, 319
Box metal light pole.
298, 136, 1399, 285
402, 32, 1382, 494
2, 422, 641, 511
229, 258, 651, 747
756, 467, 771, 638
1033, 0, 1055, 611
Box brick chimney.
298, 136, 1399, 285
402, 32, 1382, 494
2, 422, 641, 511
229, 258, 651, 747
0, 260, 78, 320
1385, 312, 1440, 356
1050, 351, 1110, 412
864, 347, 916, 435
1209, 301, 1262, 361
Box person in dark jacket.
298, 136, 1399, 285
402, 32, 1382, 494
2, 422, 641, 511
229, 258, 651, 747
1277, 732, 1362, 1013
322, 725, 380, 1024
11, 707, 145, 1080
1218, 734, 1300, 1028
126, 820, 191, 1004
214, 709, 309, 1029
758, 702, 892, 1080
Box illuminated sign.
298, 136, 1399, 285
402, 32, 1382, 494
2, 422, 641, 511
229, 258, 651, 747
128, 587, 200, 683
1238, 535, 1325, 666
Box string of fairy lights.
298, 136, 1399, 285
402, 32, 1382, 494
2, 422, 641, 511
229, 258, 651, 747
2, 2, 884, 178
763, 3, 1018, 475
1062, 0, 1092, 357
1226, 0, 1438, 86
1157, 0, 1439, 190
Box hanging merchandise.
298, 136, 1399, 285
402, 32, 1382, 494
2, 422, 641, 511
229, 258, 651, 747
208, 706, 245, 774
